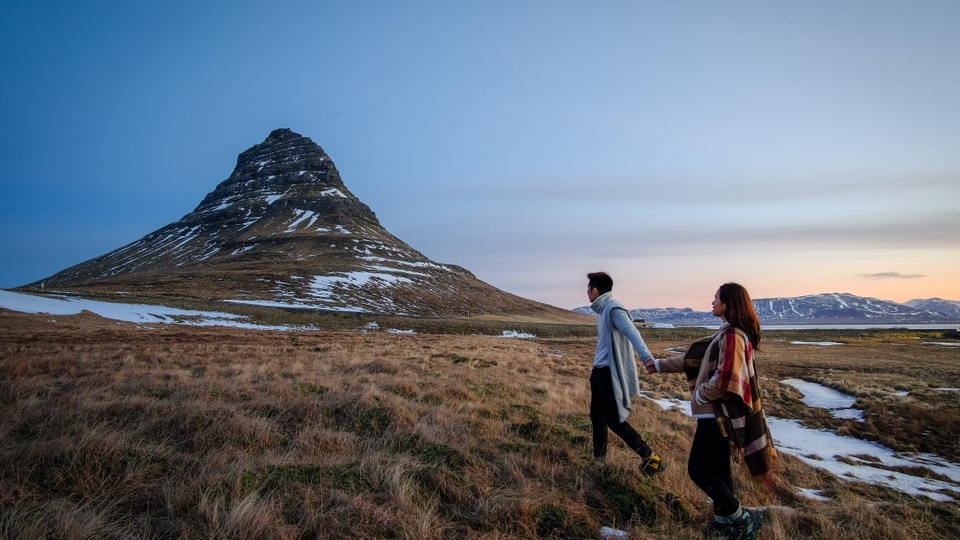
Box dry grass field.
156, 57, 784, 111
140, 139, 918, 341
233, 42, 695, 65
1, 309, 958, 539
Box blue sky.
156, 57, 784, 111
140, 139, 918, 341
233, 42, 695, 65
2, 1, 958, 309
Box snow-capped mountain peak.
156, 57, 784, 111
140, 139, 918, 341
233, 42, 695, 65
23, 129, 581, 320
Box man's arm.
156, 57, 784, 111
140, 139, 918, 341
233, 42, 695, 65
611, 308, 654, 363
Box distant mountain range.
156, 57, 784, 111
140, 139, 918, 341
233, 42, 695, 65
903, 298, 960, 320
574, 294, 960, 325
20, 129, 585, 322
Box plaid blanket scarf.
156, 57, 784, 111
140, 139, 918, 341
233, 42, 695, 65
683, 328, 778, 478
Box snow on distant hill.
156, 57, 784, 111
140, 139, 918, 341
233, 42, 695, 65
904, 298, 960, 319
753, 293, 956, 324
575, 293, 960, 325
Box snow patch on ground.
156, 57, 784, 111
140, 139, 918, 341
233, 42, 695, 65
641, 391, 960, 502
599, 526, 630, 539
796, 488, 832, 502
791, 341, 844, 346
639, 393, 688, 414
781, 379, 858, 412
769, 417, 960, 502
500, 330, 536, 339
0, 291, 292, 330
779, 379, 865, 422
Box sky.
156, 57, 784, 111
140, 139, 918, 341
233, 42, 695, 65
2, 1, 958, 310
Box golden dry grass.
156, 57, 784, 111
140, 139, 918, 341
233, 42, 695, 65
1, 310, 958, 539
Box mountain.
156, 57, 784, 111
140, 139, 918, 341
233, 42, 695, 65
23, 129, 585, 321
574, 305, 718, 326
750, 293, 957, 324
577, 293, 960, 325
904, 298, 960, 320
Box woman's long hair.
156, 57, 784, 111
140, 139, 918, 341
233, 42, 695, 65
719, 282, 761, 350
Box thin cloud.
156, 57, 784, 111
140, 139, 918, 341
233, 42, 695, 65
857, 272, 927, 280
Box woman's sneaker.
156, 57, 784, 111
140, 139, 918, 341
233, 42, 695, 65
640, 454, 665, 477
705, 508, 763, 539
732, 508, 763, 540
705, 519, 736, 538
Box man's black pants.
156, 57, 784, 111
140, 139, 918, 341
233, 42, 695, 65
589, 366, 652, 460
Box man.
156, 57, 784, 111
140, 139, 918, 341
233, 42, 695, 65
586, 271, 664, 476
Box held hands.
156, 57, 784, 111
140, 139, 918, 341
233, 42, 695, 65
644, 361, 657, 374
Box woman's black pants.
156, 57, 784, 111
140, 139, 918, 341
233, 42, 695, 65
689, 418, 740, 516
589, 366, 652, 460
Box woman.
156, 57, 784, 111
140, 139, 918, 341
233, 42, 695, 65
647, 283, 776, 540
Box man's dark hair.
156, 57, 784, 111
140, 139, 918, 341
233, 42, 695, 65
587, 272, 614, 295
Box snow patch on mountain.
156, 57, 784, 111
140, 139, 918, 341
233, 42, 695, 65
286, 209, 318, 231
312, 271, 414, 293
320, 188, 347, 198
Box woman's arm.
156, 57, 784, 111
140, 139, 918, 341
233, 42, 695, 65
694, 331, 747, 405
653, 354, 685, 374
